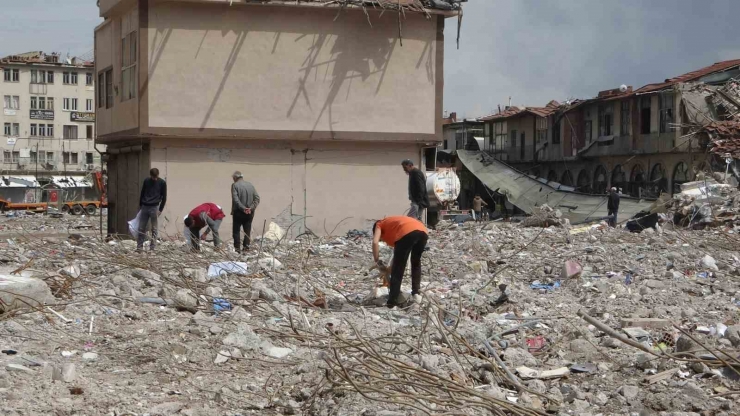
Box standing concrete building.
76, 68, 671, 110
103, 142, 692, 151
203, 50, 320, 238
480, 60, 740, 200
0, 52, 103, 202
95, 0, 461, 237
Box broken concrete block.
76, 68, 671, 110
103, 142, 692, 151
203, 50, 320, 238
6, 363, 34, 373
222, 324, 261, 351
264, 346, 292, 359
252, 281, 280, 302
214, 350, 230, 364
52, 363, 76, 382
502, 347, 538, 367
700, 255, 719, 272
174, 289, 198, 311
131, 268, 162, 286
561, 260, 583, 279
262, 222, 285, 243
0, 273, 54, 312
59, 265, 81, 278
618, 385, 639, 400
468, 261, 488, 274
516, 366, 570, 380
82, 352, 98, 361
183, 268, 208, 283
619, 318, 670, 329
258, 256, 283, 270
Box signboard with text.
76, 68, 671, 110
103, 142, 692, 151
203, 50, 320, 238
30, 110, 54, 120
70, 112, 95, 122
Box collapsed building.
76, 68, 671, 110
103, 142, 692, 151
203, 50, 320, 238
95, 0, 464, 237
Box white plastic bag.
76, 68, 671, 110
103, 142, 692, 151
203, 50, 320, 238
128, 210, 142, 238
207, 262, 249, 279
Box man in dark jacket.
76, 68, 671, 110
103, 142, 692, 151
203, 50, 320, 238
184, 203, 225, 251
231, 171, 260, 252
137, 168, 167, 252
401, 160, 430, 221
607, 187, 620, 227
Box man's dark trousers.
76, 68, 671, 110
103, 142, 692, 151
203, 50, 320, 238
233, 210, 255, 251
388, 230, 428, 306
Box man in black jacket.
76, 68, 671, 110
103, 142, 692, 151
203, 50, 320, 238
402, 160, 430, 222
607, 187, 620, 227
137, 168, 167, 252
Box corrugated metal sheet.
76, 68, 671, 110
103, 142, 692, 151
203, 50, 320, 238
457, 150, 654, 224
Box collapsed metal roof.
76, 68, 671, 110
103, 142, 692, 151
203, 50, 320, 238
457, 150, 654, 225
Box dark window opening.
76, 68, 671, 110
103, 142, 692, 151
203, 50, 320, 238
520, 132, 525, 160
640, 98, 651, 134
552, 121, 561, 144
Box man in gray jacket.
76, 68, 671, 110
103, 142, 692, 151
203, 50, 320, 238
231, 171, 260, 252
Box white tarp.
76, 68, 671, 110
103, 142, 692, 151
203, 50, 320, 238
207, 262, 249, 278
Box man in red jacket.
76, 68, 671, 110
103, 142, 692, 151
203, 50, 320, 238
184, 203, 225, 251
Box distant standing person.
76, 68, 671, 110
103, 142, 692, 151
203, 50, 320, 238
231, 171, 260, 253
372, 216, 428, 308
137, 168, 167, 252
607, 187, 620, 227
184, 203, 225, 251
401, 159, 430, 221
473, 195, 488, 222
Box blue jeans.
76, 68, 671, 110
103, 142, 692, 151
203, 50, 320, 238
408, 202, 425, 222
137, 205, 159, 250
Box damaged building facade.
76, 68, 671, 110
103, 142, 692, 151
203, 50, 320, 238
480, 60, 740, 199
95, 0, 460, 236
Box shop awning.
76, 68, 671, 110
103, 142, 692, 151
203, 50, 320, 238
1, 176, 40, 188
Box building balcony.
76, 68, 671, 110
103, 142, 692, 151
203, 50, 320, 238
580, 135, 633, 158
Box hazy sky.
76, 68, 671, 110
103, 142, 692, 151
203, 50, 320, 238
444, 0, 740, 118
2, 1, 738, 119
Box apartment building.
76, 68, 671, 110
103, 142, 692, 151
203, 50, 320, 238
96, 0, 461, 236
481, 60, 740, 199
0, 51, 103, 202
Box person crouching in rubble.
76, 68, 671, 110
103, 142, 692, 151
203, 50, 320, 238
184, 203, 225, 251
372, 216, 428, 308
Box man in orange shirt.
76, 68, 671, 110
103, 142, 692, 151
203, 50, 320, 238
372, 216, 428, 308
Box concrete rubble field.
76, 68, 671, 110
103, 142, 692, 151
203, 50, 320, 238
1, 214, 740, 415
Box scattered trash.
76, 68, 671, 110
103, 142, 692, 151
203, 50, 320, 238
207, 262, 249, 278
530, 281, 561, 292
213, 298, 232, 313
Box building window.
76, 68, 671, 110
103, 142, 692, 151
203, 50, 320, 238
599, 104, 613, 137
38, 97, 46, 110
98, 72, 104, 108
4, 123, 19, 137
63, 72, 79, 85
31, 70, 42, 84
63, 152, 70, 164
46, 97, 54, 110
3, 151, 10, 163
553, 120, 561, 144
72, 153, 78, 164
86, 99, 93, 112
39, 124, 46, 137
30, 97, 37, 109
121, 31, 138, 101
85, 152, 94, 164
86, 73, 93, 86
86, 125, 93, 139
46, 152, 54, 164
63, 125, 78, 140
3, 69, 10, 82
520, 132, 526, 160
3, 95, 19, 110
640, 97, 651, 135
46, 71, 54, 84
536, 117, 547, 143
443, 140, 448, 149
30, 151, 37, 164
30, 124, 37, 136
105, 69, 113, 109
659, 93, 674, 134
510, 130, 517, 149
620, 100, 630, 136
63, 98, 78, 111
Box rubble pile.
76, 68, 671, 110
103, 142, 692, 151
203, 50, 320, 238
664, 179, 740, 229
0, 216, 739, 415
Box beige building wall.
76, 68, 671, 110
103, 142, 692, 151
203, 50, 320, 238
143, 2, 441, 140
145, 139, 419, 239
